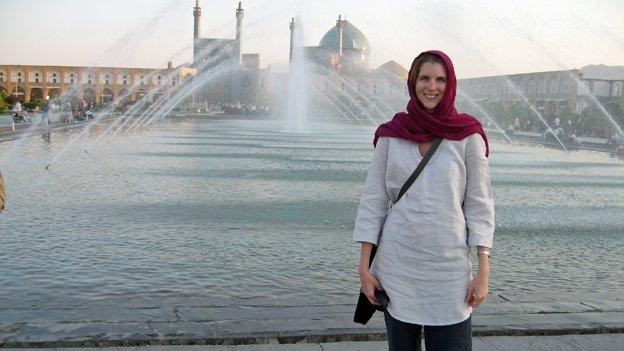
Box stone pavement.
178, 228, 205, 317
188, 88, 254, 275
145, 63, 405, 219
0, 292, 622, 349
2, 335, 624, 351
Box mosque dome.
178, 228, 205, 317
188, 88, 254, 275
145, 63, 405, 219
319, 20, 370, 54
375, 60, 409, 79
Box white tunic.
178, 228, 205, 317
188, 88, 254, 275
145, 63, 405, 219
353, 134, 495, 326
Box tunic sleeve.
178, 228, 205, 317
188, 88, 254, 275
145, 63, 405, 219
463, 135, 495, 248
352, 137, 390, 245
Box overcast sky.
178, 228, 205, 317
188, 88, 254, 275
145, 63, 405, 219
1, 0, 622, 78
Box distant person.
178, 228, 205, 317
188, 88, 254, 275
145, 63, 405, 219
608, 132, 624, 151
41, 130, 51, 143
505, 121, 515, 137
0, 170, 6, 213
353, 51, 494, 351
553, 126, 565, 138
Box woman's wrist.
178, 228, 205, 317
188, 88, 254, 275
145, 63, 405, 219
476, 270, 489, 278
475, 264, 490, 277
359, 242, 373, 276
476, 246, 492, 257
358, 266, 370, 276
476, 260, 490, 276
475, 246, 491, 277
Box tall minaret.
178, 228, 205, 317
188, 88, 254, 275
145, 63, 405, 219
336, 15, 344, 56
193, 0, 201, 64
236, 2, 244, 65
289, 17, 295, 65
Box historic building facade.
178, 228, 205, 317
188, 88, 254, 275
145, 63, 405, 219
458, 70, 582, 118
192, 1, 270, 105
457, 69, 624, 119
0, 62, 196, 104
191, 1, 409, 119
289, 15, 409, 121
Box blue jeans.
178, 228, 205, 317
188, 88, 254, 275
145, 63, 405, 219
384, 310, 472, 351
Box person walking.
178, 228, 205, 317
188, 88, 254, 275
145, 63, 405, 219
353, 50, 495, 351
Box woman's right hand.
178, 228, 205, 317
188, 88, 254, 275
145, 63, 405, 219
359, 269, 382, 305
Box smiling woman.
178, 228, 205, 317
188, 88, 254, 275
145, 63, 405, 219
413, 59, 447, 112
354, 50, 493, 351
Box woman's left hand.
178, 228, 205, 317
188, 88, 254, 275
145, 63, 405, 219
465, 272, 489, 308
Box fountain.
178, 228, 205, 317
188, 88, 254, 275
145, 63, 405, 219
285, 17, 309, 132
1, 4, 624, 348
572, 74, 624, 138
474, 8, 624, 145
457, 90, 512, 143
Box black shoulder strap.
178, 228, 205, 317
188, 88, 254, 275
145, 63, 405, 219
395, 138, 442, 203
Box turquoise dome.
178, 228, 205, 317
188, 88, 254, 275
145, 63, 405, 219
319, 20, 369, 54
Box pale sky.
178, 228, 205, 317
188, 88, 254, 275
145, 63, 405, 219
1, 0, 622, 78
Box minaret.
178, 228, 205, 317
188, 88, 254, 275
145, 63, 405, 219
336, 15, 344, 56
236, 2, 244, 65
289, 17, 295, 65
193, 0, 201, 64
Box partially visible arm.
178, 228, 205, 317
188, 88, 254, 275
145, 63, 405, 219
462, 135, 495, 307
463, 135, 495, 249
352, 137, 390, 245
0, 170, 5, 213
466, 246, 490, 308
476, 246, 490, 276
358, 242, 382, 305
358, 242, 374, 273
353, 138, 390, 305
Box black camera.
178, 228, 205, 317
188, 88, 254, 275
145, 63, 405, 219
375, 289, 390, 306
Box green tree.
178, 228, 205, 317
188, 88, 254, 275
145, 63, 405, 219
559, 104, 577, 126
0, 90, 10, 113
23, 99, 45, 110
608, 103, 624, 131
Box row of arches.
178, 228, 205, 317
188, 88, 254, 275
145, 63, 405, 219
0, 70, 172, 86
0, 86, 60, 102
462, 75, 576, 99
321, 78, 407, 96
0, 86, 165, 104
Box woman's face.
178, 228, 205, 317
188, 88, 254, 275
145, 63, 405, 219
414, 61, 447, 112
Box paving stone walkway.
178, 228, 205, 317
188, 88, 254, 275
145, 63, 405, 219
0, 292, 622, 348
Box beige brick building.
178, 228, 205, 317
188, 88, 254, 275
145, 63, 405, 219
0, 62, 196, 104
458, 69, 624, 118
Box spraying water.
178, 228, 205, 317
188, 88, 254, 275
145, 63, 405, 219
457, 90, 512, 143
286, 17, 309, 132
